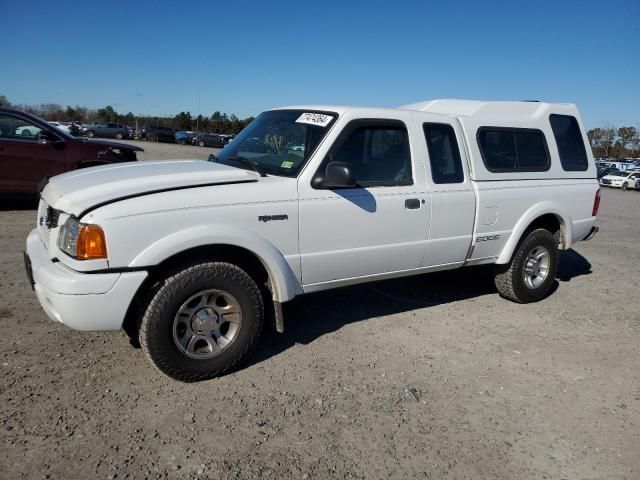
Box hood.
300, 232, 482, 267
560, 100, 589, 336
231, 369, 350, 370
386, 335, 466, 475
42, 160, 259, 216
76, 137, 144, 151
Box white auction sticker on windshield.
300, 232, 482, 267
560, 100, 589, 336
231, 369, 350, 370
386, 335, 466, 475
296, 112, 333, 127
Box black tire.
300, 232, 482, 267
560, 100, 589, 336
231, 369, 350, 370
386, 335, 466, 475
86, 130, 95, 138
198, 141, 205, 147
493, 228, 558, 303
622, 182, 628, 191
115, 133, 123, 140
139, 261, 264, 382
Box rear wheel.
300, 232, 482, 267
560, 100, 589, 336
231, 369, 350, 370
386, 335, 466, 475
198, 141, 205, 147
115, 132, 123, 140
494, 228, 558, 303
139, 261, 264, 382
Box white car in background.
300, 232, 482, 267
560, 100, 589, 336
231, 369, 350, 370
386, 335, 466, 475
48, 121, 72, 134
15, 125, 42, 136
599, 170, 640, 190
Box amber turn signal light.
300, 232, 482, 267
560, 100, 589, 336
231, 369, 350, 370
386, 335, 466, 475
76, 225, 107, 260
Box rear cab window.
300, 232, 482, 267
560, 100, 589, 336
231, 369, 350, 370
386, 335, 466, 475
423, 123, 464, 183
549, 114, 588, 171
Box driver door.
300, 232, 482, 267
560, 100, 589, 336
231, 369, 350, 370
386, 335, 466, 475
297, 113, 430, 288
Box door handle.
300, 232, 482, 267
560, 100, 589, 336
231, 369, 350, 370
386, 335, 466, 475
405, 198, 421, 210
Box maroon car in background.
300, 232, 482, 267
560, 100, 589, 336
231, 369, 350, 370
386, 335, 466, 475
0, 108, 143, 195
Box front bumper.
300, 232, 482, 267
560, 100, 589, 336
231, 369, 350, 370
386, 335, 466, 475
25, 229, 147, 331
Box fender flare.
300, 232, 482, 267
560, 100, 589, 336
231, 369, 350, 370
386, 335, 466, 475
129, 225, 303, 303
495, 202, 572, 264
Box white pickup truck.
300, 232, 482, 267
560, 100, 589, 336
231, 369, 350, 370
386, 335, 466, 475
25, 99, 600, 381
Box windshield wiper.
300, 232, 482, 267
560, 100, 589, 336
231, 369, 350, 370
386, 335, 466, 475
225, 155, 268, 177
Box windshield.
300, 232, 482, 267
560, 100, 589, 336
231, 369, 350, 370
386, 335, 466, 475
609, 170, 626, 177
212, 109, 337, 177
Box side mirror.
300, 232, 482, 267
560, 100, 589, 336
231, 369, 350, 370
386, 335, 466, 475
38, 131, 57, 143
314, 161, 356, 189
39, 131, 65, 149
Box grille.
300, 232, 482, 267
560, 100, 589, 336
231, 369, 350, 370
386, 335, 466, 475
36, 201, 60, 248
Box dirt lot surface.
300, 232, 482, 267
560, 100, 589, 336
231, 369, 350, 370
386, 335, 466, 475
1, 166, 639, 479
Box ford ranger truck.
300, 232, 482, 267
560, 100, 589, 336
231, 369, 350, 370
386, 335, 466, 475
25, 100, 600, 381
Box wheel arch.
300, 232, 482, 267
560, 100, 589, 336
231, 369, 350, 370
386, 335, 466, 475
128, 225, 303, 303
496, 203, 571, 265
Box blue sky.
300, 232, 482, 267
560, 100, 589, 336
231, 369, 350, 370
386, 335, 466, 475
1, 0, 638, 127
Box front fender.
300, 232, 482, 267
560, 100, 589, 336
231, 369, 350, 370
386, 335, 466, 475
496, 202, 572, 264
129, 225, 303, 302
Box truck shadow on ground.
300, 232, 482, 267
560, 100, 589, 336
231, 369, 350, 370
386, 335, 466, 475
249, 249, 592, 367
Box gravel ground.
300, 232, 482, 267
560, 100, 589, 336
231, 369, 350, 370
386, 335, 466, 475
1, 171, 638, 479
117, 139, 221, 161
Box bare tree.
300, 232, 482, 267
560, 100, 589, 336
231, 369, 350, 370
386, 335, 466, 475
587, 128, 604, 149
617, 127, 637, 151
601, 127, 616, 158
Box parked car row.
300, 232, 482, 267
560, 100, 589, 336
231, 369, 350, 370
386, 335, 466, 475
599, 168, 640, 191
81, 122, 131, 140
26, 119, 240, 145
193, 133, 232, 147
159, 129, 235, 146
137, 125, 175, 142
596, 159, 640, 172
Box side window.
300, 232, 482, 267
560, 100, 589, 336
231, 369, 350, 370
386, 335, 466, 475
478, 128, 549, 172
0, 113, 42, 140
549, 114, 588, 171
515, 131, 548, 169
478, 130, 516, 170
423, 123, 464, 183
330, 122, 412, 186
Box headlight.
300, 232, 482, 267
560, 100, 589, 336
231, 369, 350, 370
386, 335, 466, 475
58, 217, 108, 260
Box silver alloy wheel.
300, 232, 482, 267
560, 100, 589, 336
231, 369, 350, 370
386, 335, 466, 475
172, 289, 242, 359
522, 246, 550, 289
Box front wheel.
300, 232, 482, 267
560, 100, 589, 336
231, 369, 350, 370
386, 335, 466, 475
115, 132, 123, 140
86, 130, 95, 138
139, 261, 264, 381
494, 228, 558, 303
622, 182, 628, 191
